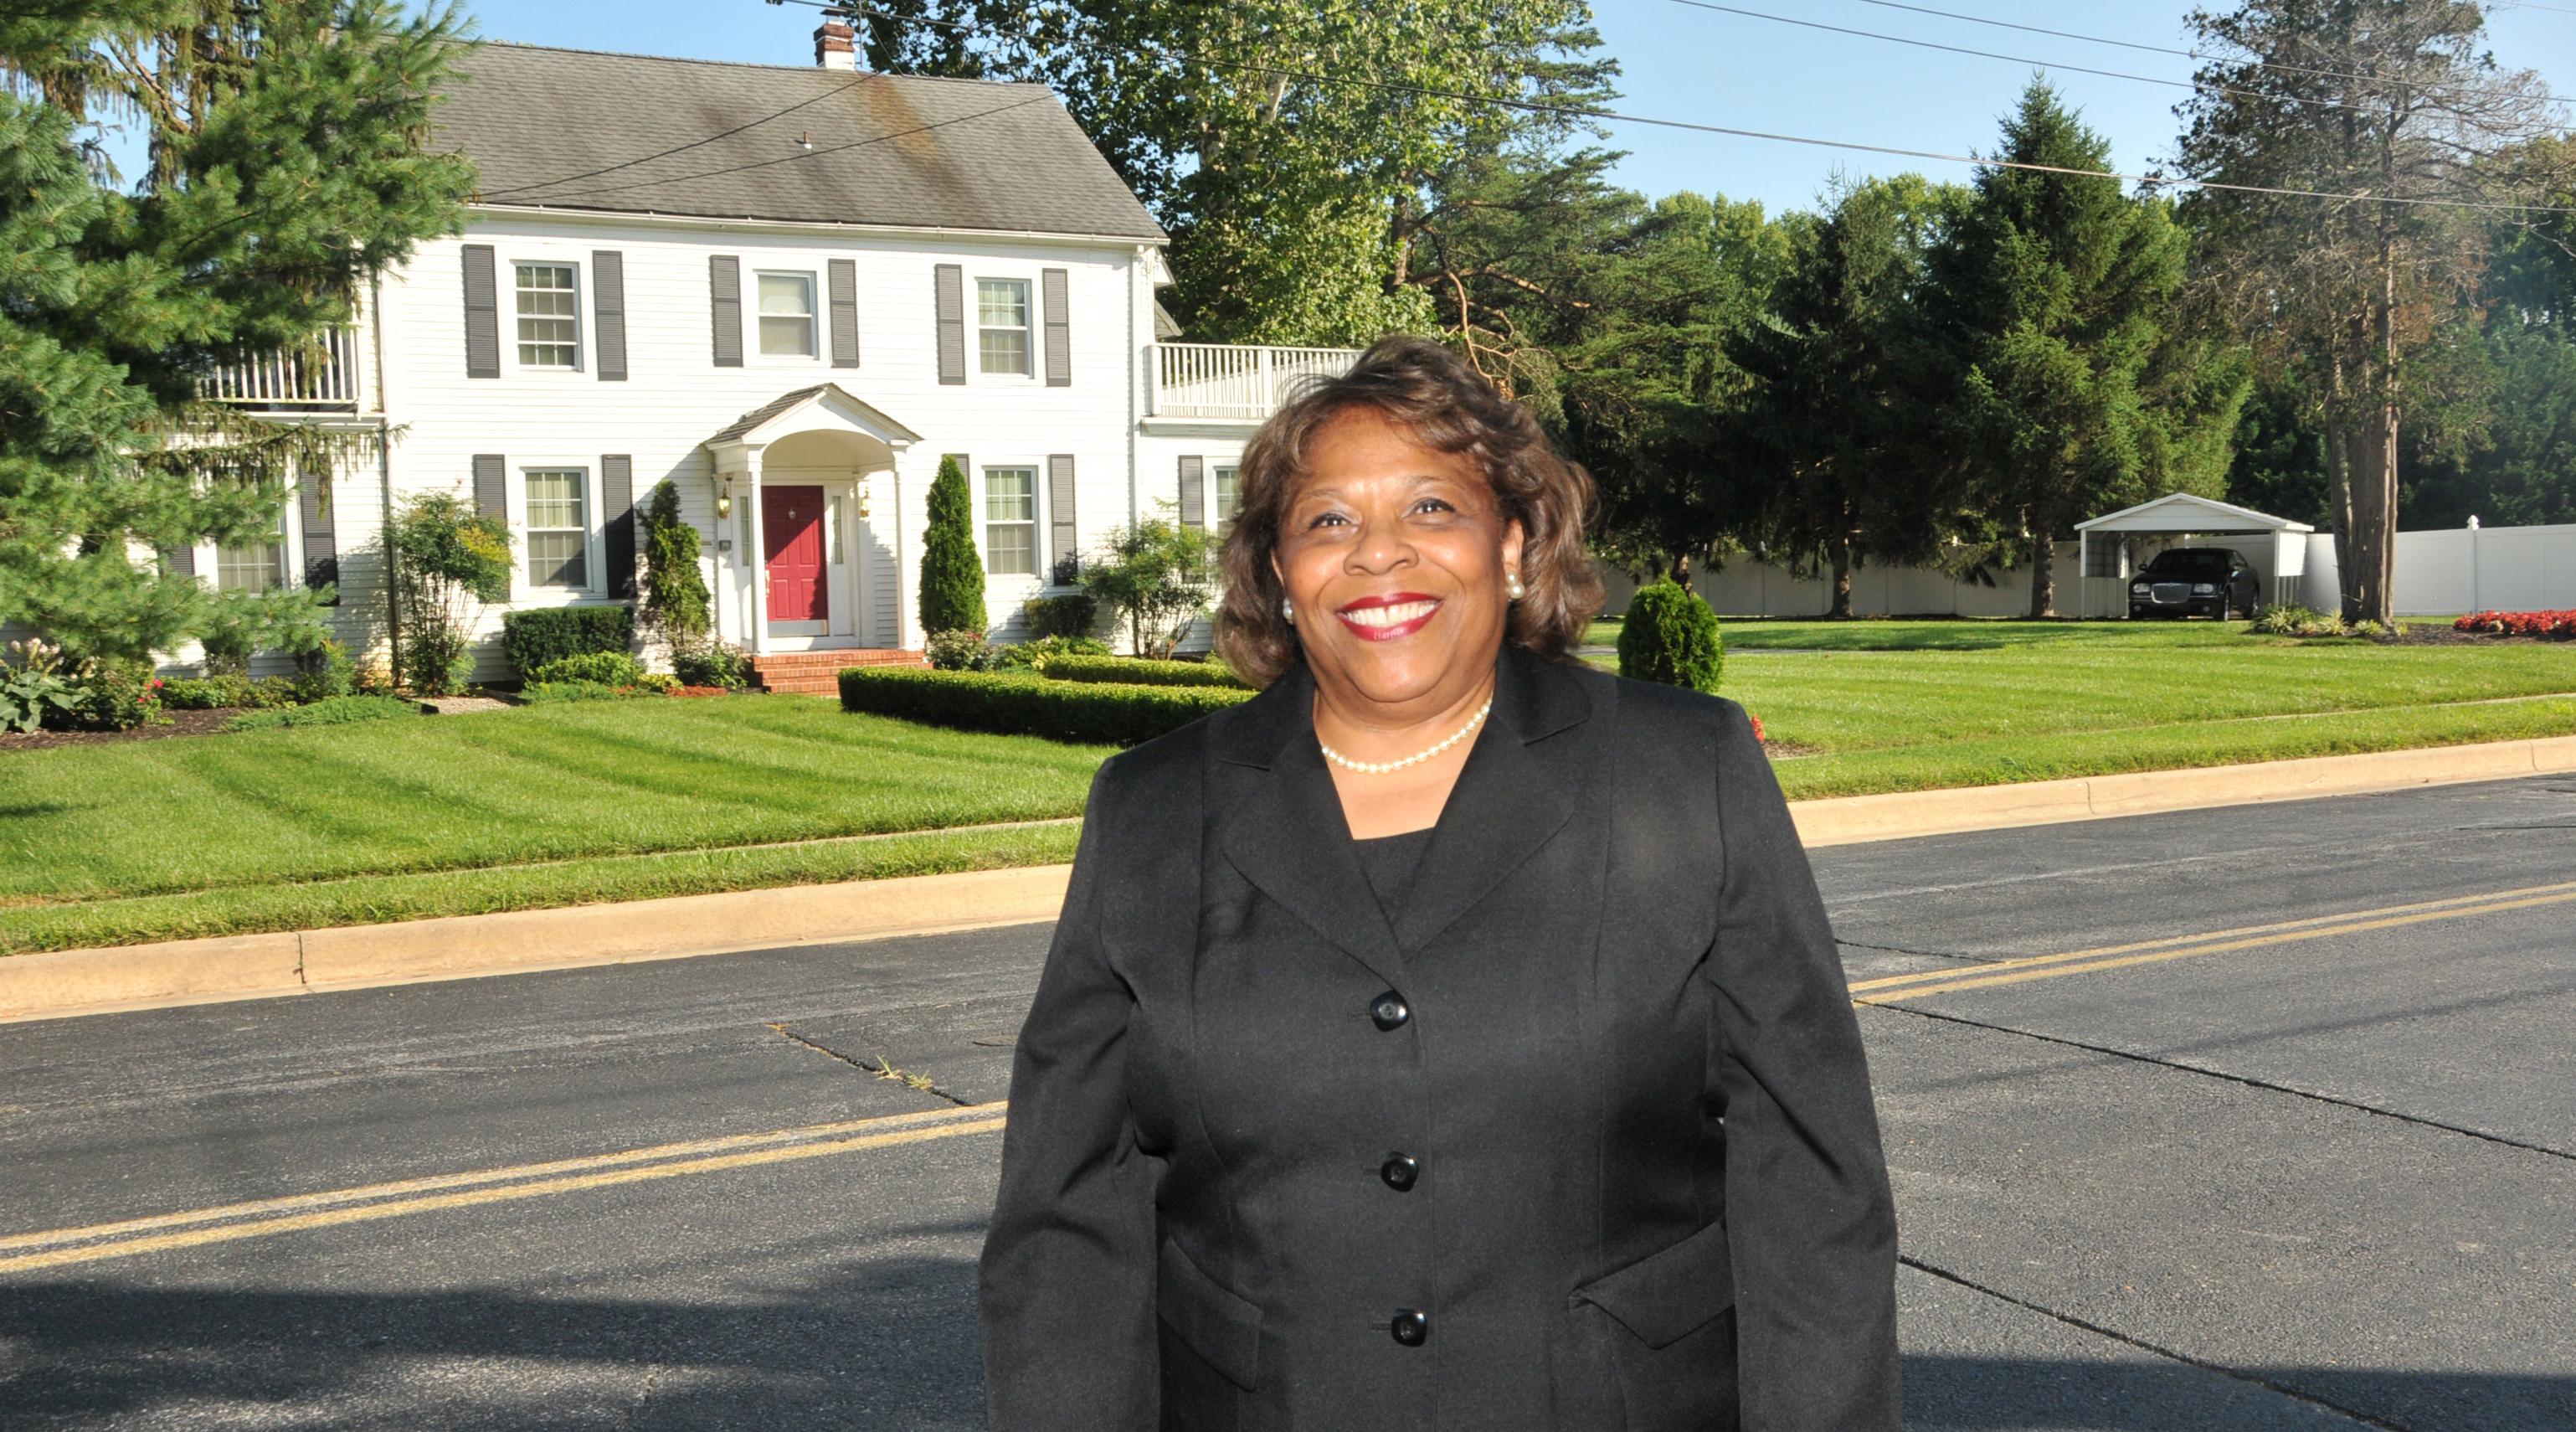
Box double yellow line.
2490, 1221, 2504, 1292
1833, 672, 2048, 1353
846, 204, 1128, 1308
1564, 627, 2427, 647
1851, 880, 2576, 1003
0, 1102, 1006, 1276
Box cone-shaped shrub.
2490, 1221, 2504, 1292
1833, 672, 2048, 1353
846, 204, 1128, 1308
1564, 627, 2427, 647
918, 455, 987, 636
1617, 580, 1723, 693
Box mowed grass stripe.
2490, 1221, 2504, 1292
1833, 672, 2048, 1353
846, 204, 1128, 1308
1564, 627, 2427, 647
0, 1113, 1010, 1275
0, 1105, 1004, 1254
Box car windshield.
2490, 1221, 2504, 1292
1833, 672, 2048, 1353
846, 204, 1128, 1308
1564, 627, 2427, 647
2143, 551, 2234, 576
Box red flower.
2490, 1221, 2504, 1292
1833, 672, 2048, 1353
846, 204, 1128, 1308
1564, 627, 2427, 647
1751, 714, 1768, 743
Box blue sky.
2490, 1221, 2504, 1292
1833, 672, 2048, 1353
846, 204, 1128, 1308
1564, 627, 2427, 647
465, 0, 2576, 219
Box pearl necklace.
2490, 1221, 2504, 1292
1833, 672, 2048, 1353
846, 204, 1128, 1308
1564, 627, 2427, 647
1318, 698, 1494, 775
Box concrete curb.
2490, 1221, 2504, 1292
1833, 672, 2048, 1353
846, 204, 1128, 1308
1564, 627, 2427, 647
8, 734, 2574, 1022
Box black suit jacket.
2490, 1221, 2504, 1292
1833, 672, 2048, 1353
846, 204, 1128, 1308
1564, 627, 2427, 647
981, 646, 1899, 1431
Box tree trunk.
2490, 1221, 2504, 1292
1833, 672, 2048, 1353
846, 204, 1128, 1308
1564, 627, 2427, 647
2325, 410, 2357, 622
1668, 553, 1693, 592
2026, 507, 2058, 620
1829, 536, 1854, 620
2352, 402, 2399, 628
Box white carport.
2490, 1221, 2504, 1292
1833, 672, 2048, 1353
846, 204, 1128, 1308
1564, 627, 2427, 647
2076, 493, 2315, 616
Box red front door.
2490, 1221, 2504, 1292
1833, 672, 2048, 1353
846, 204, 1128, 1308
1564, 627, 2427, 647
763, 485, 828, 622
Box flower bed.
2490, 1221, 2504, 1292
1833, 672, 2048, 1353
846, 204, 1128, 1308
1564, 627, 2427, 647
2455, 610, 2576, 639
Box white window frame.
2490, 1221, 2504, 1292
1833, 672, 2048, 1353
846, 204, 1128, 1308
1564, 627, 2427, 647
521, 466, 595, 594
207, 503, 296, 595
976, 276, 1034, 379
1211, 463, 1242, 534
755, 269, 820, 361
511, 260, 584, 373
983, 464, 1040, 577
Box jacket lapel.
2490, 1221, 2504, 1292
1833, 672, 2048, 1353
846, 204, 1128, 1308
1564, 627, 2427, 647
1210, 665, 1406, 987
1393, 646, 1594, 953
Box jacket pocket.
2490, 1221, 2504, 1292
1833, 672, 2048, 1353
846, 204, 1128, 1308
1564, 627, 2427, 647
1570, 1218, 1736, 1350
1158, 1236, 1263, 1392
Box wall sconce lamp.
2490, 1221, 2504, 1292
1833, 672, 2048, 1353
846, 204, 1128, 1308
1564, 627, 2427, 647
716, 482, 733, 520
856, 485, 873, 519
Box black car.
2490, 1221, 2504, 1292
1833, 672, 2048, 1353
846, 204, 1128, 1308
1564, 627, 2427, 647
2129, 548, 2262, 620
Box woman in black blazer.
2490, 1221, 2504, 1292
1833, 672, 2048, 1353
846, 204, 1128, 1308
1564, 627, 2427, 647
982, 337, 1899, 1430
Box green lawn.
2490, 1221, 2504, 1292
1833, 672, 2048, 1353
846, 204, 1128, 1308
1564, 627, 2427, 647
1586, 616, 2576, 799
8, 621, 2573, 954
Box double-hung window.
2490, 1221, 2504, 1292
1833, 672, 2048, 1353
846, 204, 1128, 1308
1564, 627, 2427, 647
526, 469, 589, 589
985, 466, 1037, 575
515, 264, 580, 368
978, 279, 1031, 375
217, 510, 287, 593
1212, 465, 1242, 534
758, 272, 816, 357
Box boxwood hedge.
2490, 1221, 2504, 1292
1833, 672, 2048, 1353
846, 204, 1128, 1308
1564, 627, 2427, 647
1041, 655, 1246, 689
840, 667, 1250, 744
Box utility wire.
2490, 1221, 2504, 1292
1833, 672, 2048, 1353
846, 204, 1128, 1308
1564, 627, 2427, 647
481, 70, 879, 198
1844, 0, 2573, 110
491, 0, 2576, 218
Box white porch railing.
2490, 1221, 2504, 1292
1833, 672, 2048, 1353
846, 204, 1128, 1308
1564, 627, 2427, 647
1149, 343, 1360, 420
202, 327, 362, 411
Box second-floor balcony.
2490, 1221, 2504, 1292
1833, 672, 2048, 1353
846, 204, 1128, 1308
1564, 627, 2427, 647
202, 327, 363, 414
1149, 343, 1360, 421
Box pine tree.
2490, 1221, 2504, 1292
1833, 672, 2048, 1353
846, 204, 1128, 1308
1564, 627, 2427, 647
0, 0, 475, 659
918, 455, 987, 636
638, 480, 712, 655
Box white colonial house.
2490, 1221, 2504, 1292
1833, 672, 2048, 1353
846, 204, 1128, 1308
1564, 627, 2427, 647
193, 29, 1355, 691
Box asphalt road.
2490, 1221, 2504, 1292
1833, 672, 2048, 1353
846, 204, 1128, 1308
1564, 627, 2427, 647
4, 774, 2573, 1429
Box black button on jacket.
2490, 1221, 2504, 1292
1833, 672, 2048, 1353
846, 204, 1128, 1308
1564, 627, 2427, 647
981, 647, 1900, 1431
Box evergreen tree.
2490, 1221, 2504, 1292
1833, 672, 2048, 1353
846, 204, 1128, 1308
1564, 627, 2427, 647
1922, 82, 2243, 617
638, 480, 712, 655
0, 0, 475, 659
918, 455, 987, 636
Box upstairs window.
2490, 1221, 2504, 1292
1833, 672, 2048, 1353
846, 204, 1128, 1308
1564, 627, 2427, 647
758, 272, 816, 357
515, 264, 579, 368
526, 469, 589, 589
217, 510, 287, 593
979, 279, 1031, 375
985, 466, 1037, 575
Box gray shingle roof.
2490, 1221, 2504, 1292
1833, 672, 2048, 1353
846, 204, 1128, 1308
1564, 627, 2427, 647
438, 43, 1165, 240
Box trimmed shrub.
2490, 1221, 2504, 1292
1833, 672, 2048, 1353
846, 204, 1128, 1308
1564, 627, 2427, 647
840, 667, 1250, 745
225, 695, 417, 731
926, 628, 1000, 672
1024, 593, 1098, 641
1041, 655, 1246, 688
673, 641, 751, 690
521, 679, 652, 703
529, 651, 648, 686
158, 673, 297, 710
919, 456, 987, 636
1617, 581, 1723, 693
501, 605, 635, 677
996, 635, 1113, 670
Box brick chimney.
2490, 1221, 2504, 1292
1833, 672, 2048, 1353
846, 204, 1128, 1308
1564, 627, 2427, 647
815, 20, 859, 70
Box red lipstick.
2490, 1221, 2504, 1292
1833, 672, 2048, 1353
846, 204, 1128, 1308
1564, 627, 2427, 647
1334, 592, 1442, 642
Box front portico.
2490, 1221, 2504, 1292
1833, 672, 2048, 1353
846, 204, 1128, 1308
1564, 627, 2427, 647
703, 384, 921, 657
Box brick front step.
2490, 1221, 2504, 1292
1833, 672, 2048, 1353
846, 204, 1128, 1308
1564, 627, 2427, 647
748, 648, 926, 695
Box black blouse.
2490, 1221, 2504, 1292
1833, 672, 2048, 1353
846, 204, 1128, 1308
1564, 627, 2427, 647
1351, 827, 1437, 919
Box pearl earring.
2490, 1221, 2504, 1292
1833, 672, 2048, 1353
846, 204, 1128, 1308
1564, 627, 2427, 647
1281, 596, 1295, 624
1505, 570, 1527, 600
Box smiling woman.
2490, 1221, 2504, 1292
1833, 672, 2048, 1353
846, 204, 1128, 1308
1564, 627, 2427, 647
980, 338, 1902, 1431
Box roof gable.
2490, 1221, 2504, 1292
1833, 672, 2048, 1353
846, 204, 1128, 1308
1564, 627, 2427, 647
2076, 492, 2315, 534
436, 43, 1165, 241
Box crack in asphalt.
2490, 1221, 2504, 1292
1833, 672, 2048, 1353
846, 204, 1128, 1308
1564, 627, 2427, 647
1835, 941, 2002, 965
1868, 1002, 2576, 1164
766, 1024, 977, 1109
1897, 1255, 2399, 1430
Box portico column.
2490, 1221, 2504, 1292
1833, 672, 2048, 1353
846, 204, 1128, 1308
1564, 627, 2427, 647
743, 445, 770, 657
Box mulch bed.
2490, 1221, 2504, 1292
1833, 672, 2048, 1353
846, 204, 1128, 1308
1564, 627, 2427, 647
671, 686, 736, 698
0, 708, 246, 750
2375, 626, 2568, 646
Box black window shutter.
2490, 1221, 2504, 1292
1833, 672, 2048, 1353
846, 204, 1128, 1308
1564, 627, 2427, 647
1047, 455, 1077, 574
593, 251, 628, 381
472, 455, 507, 521
601, 455, 636, 597
463, 245, 500, 379
160, 544, 197, 578
828, 258, 860, 368
299, 471, 340, 605
933, 264, 965, 384
710, 255, 743, 368
1178, 456, 1205, 528
1041, 268, 1071, 386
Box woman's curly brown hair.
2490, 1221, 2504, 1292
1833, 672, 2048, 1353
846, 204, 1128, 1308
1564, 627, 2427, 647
1213, 337, 1602, 689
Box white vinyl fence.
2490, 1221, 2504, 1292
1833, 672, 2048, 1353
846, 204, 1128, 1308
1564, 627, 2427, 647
1597, 522, 2576, 620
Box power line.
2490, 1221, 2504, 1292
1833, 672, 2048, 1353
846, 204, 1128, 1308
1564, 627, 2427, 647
481, 71, 878, 198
